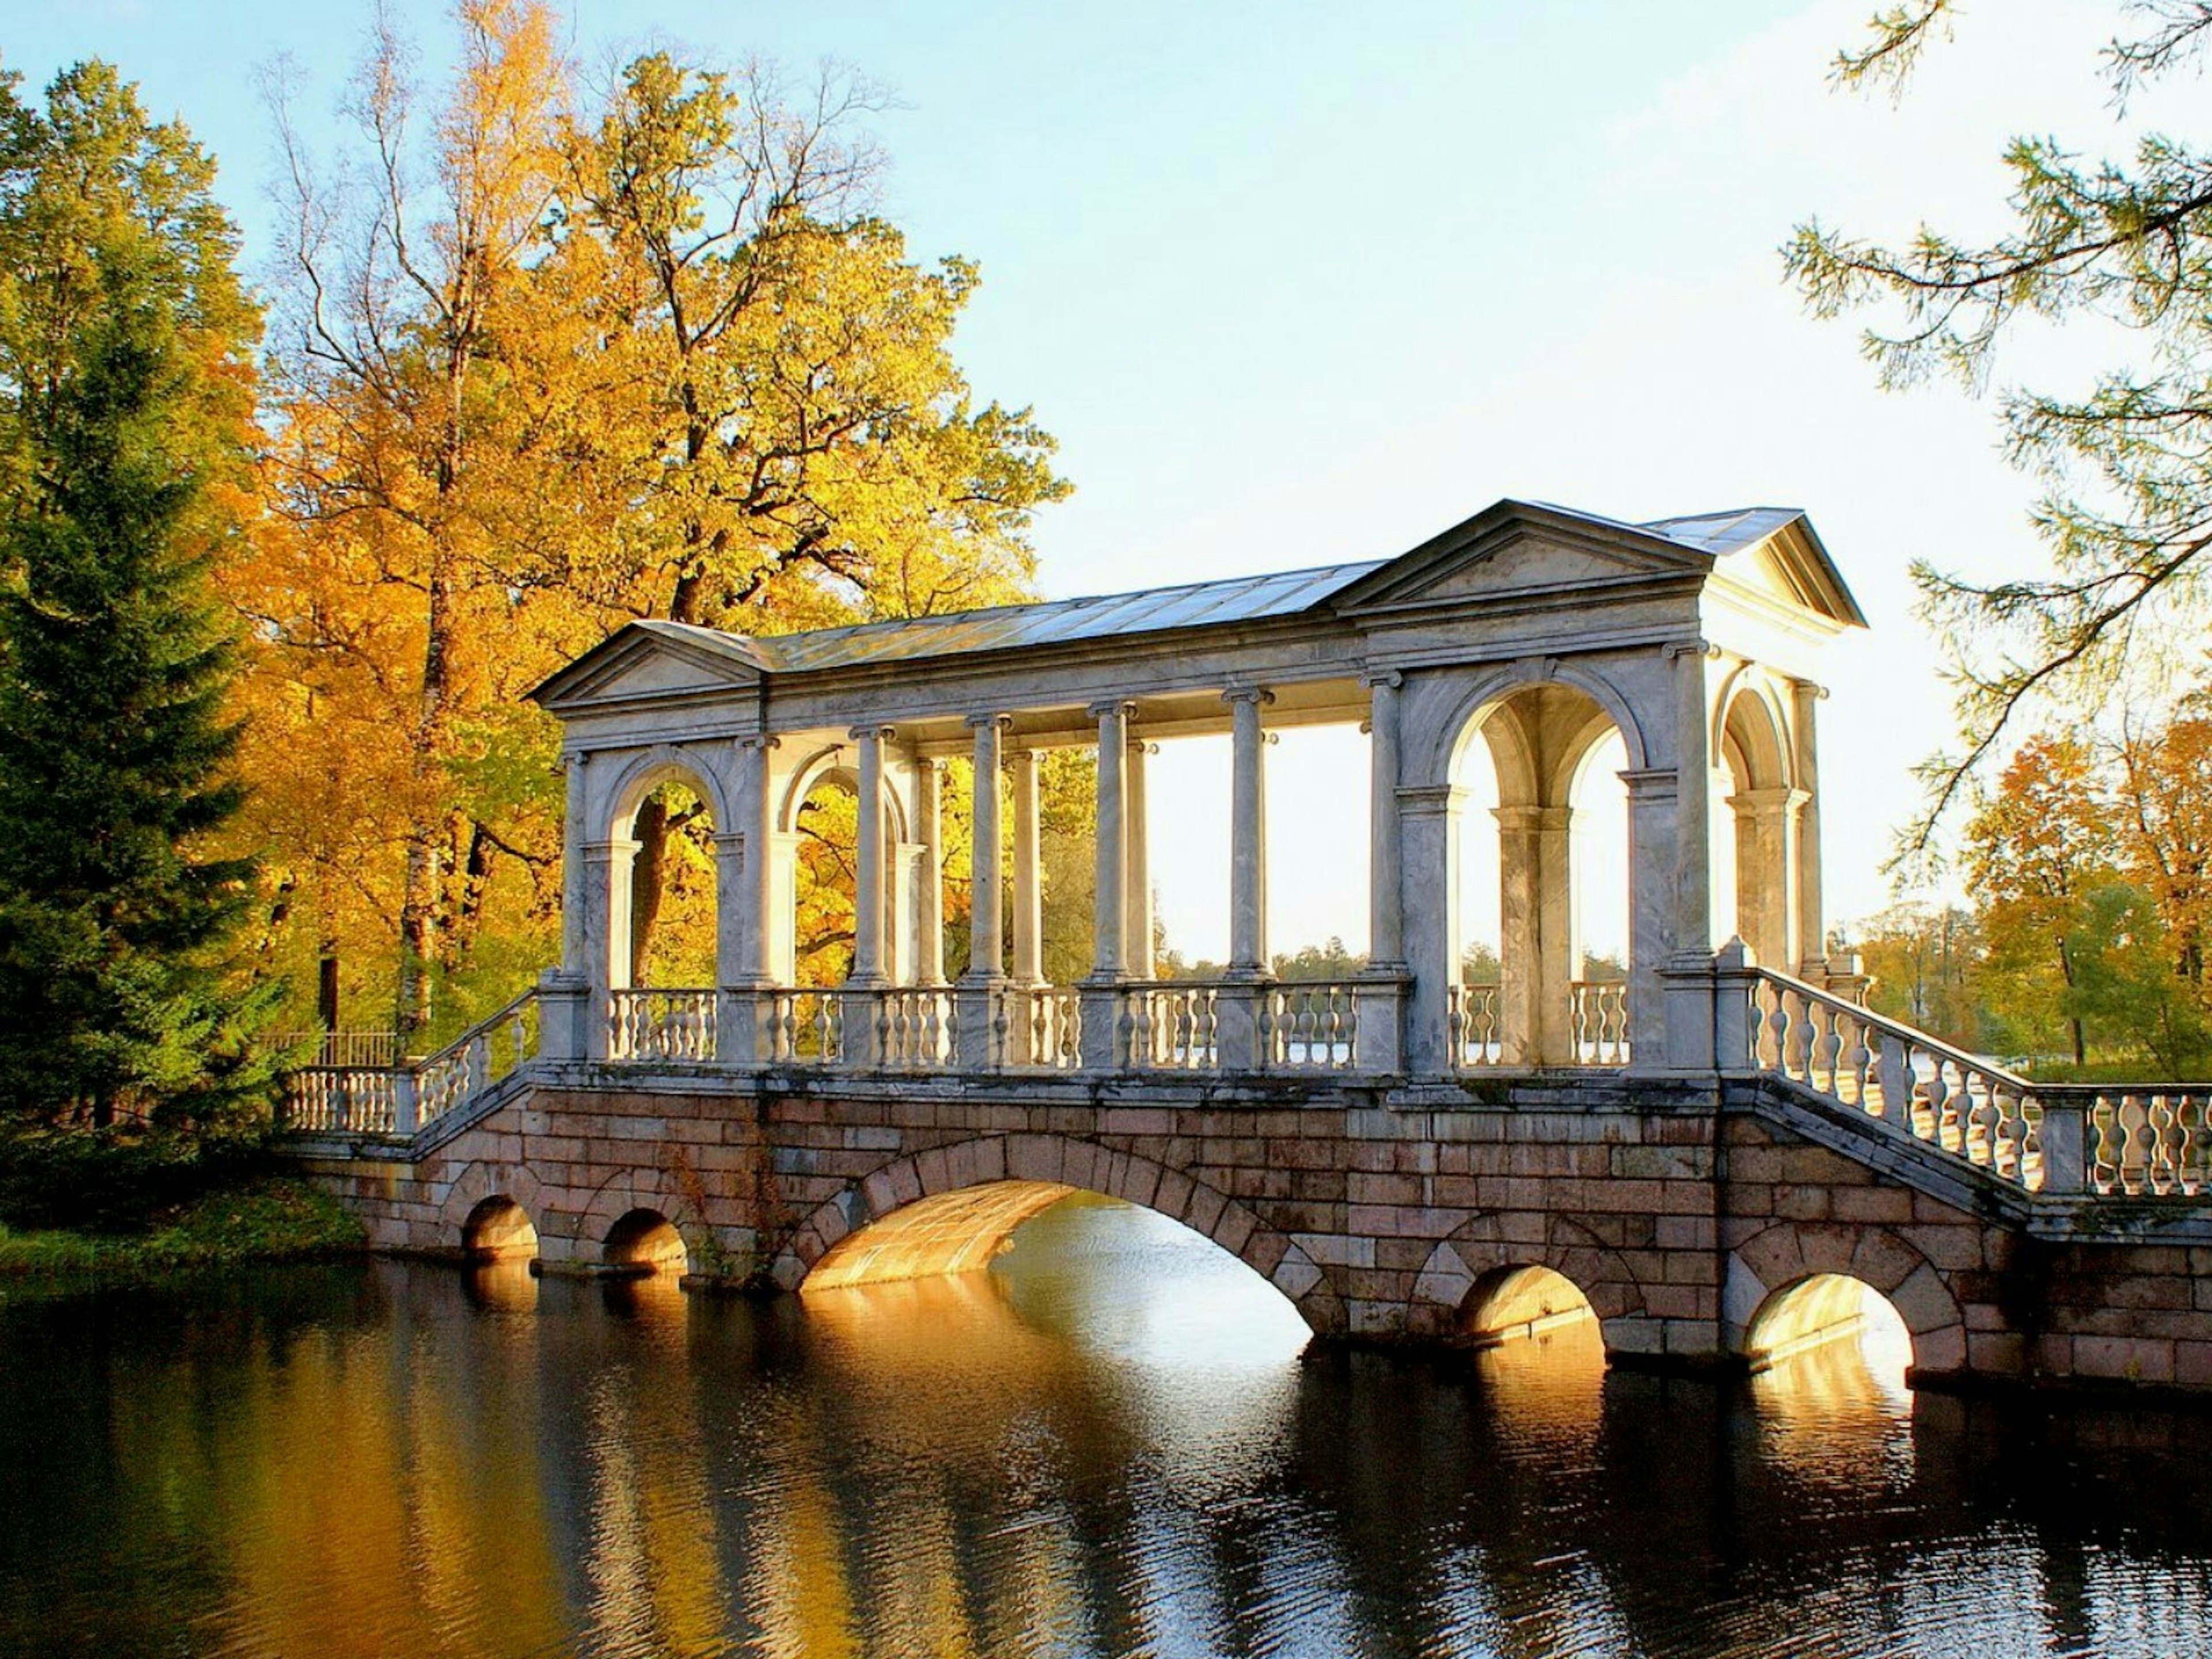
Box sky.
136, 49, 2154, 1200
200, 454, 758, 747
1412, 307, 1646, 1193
5, 0, 2181, 966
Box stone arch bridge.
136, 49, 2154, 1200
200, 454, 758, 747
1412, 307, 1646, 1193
287, 497, 2212, 1393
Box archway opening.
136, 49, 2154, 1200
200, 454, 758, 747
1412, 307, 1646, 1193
1719, 685, 1794, 971
1460, 1263, 1598, 1349
604, 1208, 688, 1276
793, 771, 861, 987
801, 1180, 1312, 1361
1452, 683, 1634, 1065
1745, 1272, 1912, 1387
624, 778, 717, 988
461, 1195, 538, 1262
804, 1179, 1077, 1291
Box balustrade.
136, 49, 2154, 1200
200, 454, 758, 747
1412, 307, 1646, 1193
1448, 984, 1505, 1069
1026, 987, 1084, 1070
878, 988, 956, 1069
1570, 980, 1631, 1066
607, 988, 717, 1063
767, 990, 843, 1065
1264, 982, 1359, 1070
280, 989, 540, 1138
2039, 1085, 2212, 1197
1128, 983, 1218, 1069
1745, 969, 2044, 1191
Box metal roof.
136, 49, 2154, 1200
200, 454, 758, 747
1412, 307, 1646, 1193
544, 499, 1842, 700
714, 556, 1392, 675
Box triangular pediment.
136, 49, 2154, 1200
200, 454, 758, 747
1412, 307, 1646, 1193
529, 620, 767, 714
1704, 517, 1868, 628
1327, 499, 1713, 616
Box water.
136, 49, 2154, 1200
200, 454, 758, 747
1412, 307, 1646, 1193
3, 1198, 2211, 1658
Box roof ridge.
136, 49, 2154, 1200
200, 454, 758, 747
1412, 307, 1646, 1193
704, 556, 1392, 648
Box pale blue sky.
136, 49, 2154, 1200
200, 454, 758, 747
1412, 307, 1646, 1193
6, 0, 2163, 961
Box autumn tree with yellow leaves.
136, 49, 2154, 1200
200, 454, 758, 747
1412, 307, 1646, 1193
236, 1, 1067, 1039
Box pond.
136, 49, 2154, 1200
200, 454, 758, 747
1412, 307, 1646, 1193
2, 1197, 2209, 1658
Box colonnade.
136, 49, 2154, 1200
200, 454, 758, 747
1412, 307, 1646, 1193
563, 646, 1836, 1076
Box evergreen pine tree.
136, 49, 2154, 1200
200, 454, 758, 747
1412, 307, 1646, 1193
0, 266, 275, 1129
0, 62, 273, 1132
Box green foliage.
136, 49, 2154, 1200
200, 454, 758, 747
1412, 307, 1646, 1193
0, 1124, 264, 1233
1788, 2, 2212, 839
0, 66, 275, 1129
0, 1174, 364, 1297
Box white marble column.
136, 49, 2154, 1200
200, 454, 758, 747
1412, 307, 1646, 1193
1731, 786, 1796, 970
1010, 745, 1043, 984
849, 723, 893, 986
1622, 767, 1676, 1069
1497, 803, 1574, 1065
1398, 783, 1464, 1074
737, 736, 777, 984
1125, 736, 1155, 978
966, 715, 1009, 982
1365, 672, 1404, 970
1225, 687, 1274, 978
1792, 680, 1828, 979
915, 759, 946, 986
561, 750, 589, 975
712, 829, 746, 988
1670, 643, 1715, 963
1089, 702, 1131, 979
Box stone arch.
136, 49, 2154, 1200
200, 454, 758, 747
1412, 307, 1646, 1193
567, 1165, 713, 1274
1725, 1219, 1966, 1377
1408, 1209, 1651, 1347
768, 1132, 1347, 1335
605, 1207, 688, 1272
1424, 660, 1652, 790
777, 744, 910, 844
603, 744, 734, 842
1714, 666, 1794, 794
438, 1159, 547, 1253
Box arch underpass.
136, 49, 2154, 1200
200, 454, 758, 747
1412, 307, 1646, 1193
802, 1180, 1077, 1291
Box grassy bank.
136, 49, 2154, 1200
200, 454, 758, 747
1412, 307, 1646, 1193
0, 1175, 366, 1301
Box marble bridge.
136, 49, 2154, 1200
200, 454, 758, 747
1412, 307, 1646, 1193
286, 498, 2212, 1393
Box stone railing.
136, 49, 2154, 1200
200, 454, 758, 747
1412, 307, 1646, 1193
270, 1029, 400, 1068
1130, 982, 1218, 1069
878, 988, 956, 1069
1570, 979, 1631, 1066
1264, 982, 1359, 1071
1449, 983, 1505, 1069
281, 988, 541, 1137
2036, 1085, 2212, 1198
607, 987, 717, 1063
1742, 968, 2056, 1193
767, 989, 843, 1065
1025, 986, 1084, 1070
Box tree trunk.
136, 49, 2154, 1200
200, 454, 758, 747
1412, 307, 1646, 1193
629, 793, 668, 986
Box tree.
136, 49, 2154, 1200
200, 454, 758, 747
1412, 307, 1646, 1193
1787, 2, 2212, 836
1855, 900, 1985, 1051
1964, 736, 2112, 1066
0, 65, 273, 1128
258, 0, 570, 1037
248, 9, 1069, 1032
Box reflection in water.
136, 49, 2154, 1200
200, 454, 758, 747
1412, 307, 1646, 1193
4, 1200, 2212, 1657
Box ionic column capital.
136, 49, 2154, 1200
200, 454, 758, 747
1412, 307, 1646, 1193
1361, 668, 1404, 691
965, 712, 1014, 733
1086, 698, 1137, 721
847, 721, 897, 744
734, 732, 780, 753
1222, 685, 1275, 709
1664, 638, 1721, 661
